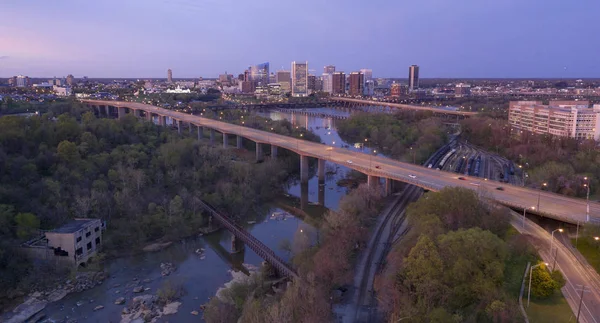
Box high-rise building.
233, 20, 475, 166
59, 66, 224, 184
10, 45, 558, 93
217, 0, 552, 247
322, 73, 333, 93
364, 80, 375, 96
16, 75, 29, 87
291, 61, 308, 97
66, 74, 75, 86
360, 69, 373, 82
408, 65, 419, 91
276, 70, 291, 93
332, 72, 346, 95
167, 69, 173, 83
249, 62, 270, 86
508, 101, 600, 140
324, 65, 335, 74
269, 73, 276, 84
307, 75, 316, 92
455, 83, 471, 97
349, 72, 364, 97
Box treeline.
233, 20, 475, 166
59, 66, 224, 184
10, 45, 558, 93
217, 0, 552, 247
375, 187, 540, 322
204, 184, 384, 323
0, 102, 292, 300
337, 111, 447, 164
461, 116, 597, 197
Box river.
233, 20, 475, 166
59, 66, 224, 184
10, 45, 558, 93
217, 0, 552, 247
40, 108, 361, 323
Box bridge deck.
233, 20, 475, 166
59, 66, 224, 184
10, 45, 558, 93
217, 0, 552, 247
82, 99, 600, 225
329, 97, 477, 116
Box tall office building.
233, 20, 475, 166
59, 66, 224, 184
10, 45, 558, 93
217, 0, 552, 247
66, 74, 75, 86
322, 73, 333, 93
332, 72, 346, 95
291, 61, 308, 97
250, 62, 270, 86
276, 70, 291, 93
16, 75, 29, 87
324, 65, 335, 74
307, 75, 316, 92
349, 72, 364, 97
360, 69, 373, 82
408, 65, 419, 91
167, 69, 173, 83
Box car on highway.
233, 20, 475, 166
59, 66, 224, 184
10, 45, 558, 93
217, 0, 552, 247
408, 174, 417, 179
326, 147, 333, 151
496, 187, 505, 191
458, 177, 466, 180
470, 182, 480, 186
375, 165, 381, 169
346, 160, 353, 164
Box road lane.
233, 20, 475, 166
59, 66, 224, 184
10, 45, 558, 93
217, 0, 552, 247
82, 100, 600, 224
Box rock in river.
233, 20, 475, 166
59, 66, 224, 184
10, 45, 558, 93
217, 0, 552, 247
93, 305, 104, 311
133, 286, 144, 293
114, 297, 126, 305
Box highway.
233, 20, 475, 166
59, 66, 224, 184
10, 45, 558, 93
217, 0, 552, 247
329, 97, 478, 116
82, 100, 600, 224
512, 212, 600, 323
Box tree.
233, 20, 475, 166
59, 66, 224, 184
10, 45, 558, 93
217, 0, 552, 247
531, 264, 559, 298
14, 212, 40, 240
57, 140, 80, 163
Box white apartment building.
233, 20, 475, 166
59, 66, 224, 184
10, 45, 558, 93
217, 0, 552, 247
508, 101, 600, 140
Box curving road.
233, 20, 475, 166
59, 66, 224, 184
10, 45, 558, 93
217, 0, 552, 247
82, 100, 599, 224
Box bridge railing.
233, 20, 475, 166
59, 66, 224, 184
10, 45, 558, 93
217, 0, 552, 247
197, 200, 299, 279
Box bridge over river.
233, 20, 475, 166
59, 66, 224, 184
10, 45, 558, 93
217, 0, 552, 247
83, 99, 600, 227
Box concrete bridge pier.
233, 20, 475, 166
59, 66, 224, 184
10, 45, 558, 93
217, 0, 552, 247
160, 115, 166, 126
189, 122, 193, 134
223, 133, 229, 148
384, 178, 392, 196
197, 126, 203, 140
271, 145, 278, 158
134, 109, 141, 118
177, 119, 181, 134
210, 129, 215, 146
318, 159, 325, 205
300, 155, 309, 183
368, 175, 380, 190
118, 107, 126, 119
231, 235, 244, 254
146, 111, 152, 122
104, 105, 110, 117
237, 135, 243, 149
256, 142, 263, 162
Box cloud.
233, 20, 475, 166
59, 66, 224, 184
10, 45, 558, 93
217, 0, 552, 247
0, 56, 8, 59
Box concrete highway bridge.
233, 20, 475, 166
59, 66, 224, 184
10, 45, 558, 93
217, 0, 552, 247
329, 97, 478, 117
83, 99, 599, 226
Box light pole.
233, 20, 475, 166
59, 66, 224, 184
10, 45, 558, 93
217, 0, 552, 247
584, 177, 590, 222
370, 149, 377, 169
523, 206, 535, 229
410, 147, 416, 164
537, 182, 547, 211
550, 228, 564, 253
528, 262, 549, 307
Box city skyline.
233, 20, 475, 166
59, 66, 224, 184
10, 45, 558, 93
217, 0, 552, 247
1, 0, 599, 78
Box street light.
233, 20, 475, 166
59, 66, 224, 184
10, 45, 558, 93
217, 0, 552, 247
523, 206, 535, 229
537, 182, 547, 211
550, 228, 564, 253
584, 177, 591, 222
370, 149, 377, 169
528, 262, 549, 307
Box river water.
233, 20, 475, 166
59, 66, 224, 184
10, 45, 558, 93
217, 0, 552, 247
40, 108, 363, 322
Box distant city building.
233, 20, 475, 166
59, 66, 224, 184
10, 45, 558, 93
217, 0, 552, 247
291, 61, 308, 97
348, 72, 364, 97
250, 62, 270, 86
324, 65, 336, 74
276, 70, 291, 93
16, 75, 30, 87
8, 76, 16, 86
314, 77, 323, 92
364, 80, 375, 96
390, 82, 408, 97
455, 83, 471, 97
66, 74, 75, 86
332, 72, 346, 95
219, 73, 233, 83
269, 73, 276, 84
167, 69, 173, 83
166, 85, 191, 93
360, 69, 373, 82
241, 81, 256, 93
508, 101, 600, 140
307, 75, 316, 92
53, 86, 72, 96
408, 65, 419, 91
322, 73, 333, 93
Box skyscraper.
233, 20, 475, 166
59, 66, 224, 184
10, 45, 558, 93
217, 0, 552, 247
332, 72, 346, 95
167, 69, 173, 83
360, 69, 373, 82
307, 75, 316, 92
322, 73, 333, 93
324, 65, 335, 74
291, 61, 308, 97
349, 72, 364, 97
408, 65, 419, 91
250, 62, 270, 86
276, 70, 291, 93
66, 74, 75, 86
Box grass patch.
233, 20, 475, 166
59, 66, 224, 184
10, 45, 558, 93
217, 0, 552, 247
526, 290, 574, 323
571, 238, 600, 274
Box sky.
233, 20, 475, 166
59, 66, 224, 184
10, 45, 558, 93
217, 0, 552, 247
1, 0, 599, 79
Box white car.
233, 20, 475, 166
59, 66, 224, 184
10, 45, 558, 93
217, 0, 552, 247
347, 160, 353, 164
409, 174, 417, 179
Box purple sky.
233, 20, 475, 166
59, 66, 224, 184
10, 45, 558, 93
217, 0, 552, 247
1, 0, 598, 78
